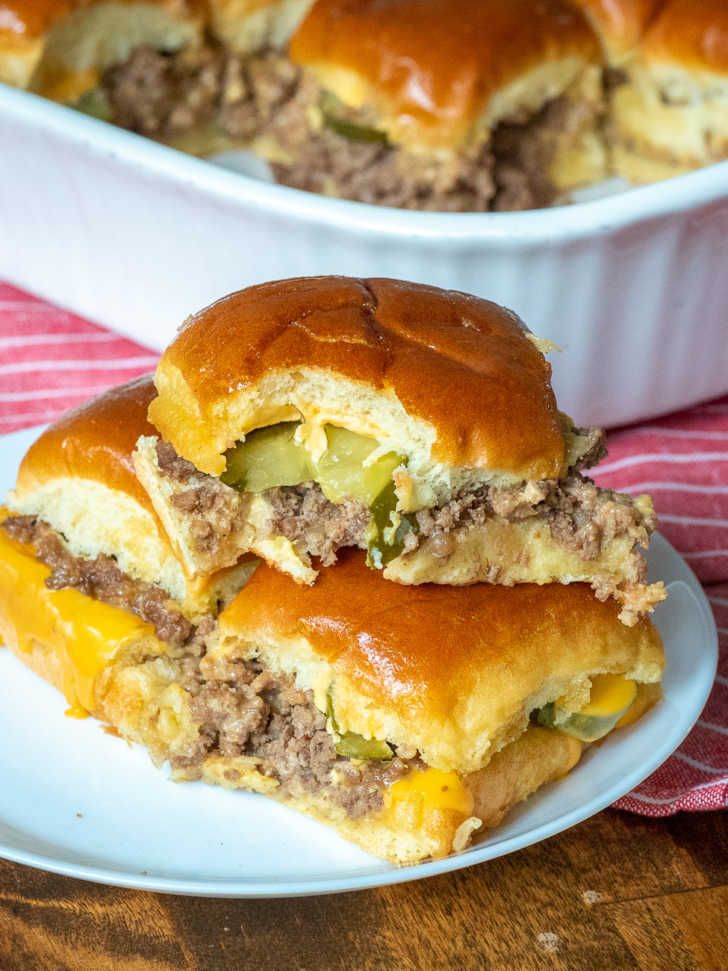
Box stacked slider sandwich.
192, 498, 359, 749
0, 277, 666, 864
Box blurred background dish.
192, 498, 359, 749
1, 83, 726, 427
0, 0, 727, 427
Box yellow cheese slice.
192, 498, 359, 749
386, 768, 474, 823
0, 510, 161, 715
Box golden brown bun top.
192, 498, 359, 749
642, 0, 728, 74
0, 0, 75, 39
290, 0, 600, 147
15, 375, 156, 508
223, 550, 663, 721
0, 0, 200, 39
570, 0, 665, 57
154, 276, 567, 480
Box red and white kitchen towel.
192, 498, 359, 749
0, 281, 726, 816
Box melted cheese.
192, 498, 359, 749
38, 67, 99, 103
616, 682, 662, 729
386, 768, 474, 824
581, 674, 637, 719
0, 512, 161, 714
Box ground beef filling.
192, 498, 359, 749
176, 654, 415, 818
410, 475, 655, 569
153, 435, 650, 569
1, 508, 412, 815
155, 440, 250, 558
491, 93, 604, 211
1, 515, 195, 648
266, 483, 369, 566
102, 45, 300, 143
99, 44, 596, 212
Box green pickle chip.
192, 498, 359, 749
536, 702, 627, 743
317, 425, 401, 506
221, 422, 313, 492
222, 423, 405, 540
366, 481, 416, 569
74, 88, 113, 122
320, 92, 388, 144
326, 692, 393, 761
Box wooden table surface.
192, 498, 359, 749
1, 809, 725, 970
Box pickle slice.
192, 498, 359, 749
366, 481, 416, 568
74, 88, 113, 122
317, 426, 401, 506
222, 421, 403, 512
319, 92, 388, 144
319, 91, 389, 144
535, 675, 638, 743
326, 691, 393, 761
324, 114, 389, 144
335, 733, 394, 761
221, 422, 313, 492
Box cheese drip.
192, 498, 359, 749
386, 768, 474, 822
0, 511, 162, 714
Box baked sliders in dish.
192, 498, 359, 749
1, 376, 254, 699
141, 276, 665, 624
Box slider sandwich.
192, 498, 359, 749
0, 375, 254, 715
190, 553, 664, 863
0, 500, 664, 862
140, 276, 665, 624
276, 0, 609, 210
0, 1, 204, 102
607, 0, 728, 182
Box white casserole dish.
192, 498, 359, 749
1, 82, 727, 428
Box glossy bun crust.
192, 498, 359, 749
0, 0, 201, 37
290, 0, 600, 148
0, 1, 78, 39
214, 550, 664, 773
571, 0, 664, 59
208, 0, 316, 52
14, 374, 157, 511
149, 276, 567, 484
0, 0, 202, 95
643, 0, 728, 74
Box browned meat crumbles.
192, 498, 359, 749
266, 483, 369, 566
156, 440, 249, 558
411, 475, 655, 566
569, 425, 608, 472
2, 507, 415, 815
176, 653, 415, 818
98, 42, 600, 212
152, 437, 652, 571
1, 515, 195, 647
491, 95, 604, 211
103, 46, 299, 143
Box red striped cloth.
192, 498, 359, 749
0, 282, 725, 816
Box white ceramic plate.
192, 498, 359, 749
0, 426, 718, 897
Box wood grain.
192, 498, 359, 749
0, 810, 725, 971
